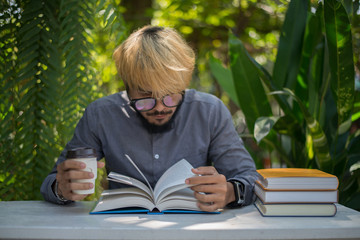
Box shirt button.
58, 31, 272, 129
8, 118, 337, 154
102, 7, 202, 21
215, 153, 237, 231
154, 154, 160, 159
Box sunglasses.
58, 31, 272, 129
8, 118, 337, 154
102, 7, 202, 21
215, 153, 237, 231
130, 92, 184, 112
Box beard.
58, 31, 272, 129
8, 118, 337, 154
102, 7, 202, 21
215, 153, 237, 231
137, 109, 179, 133
134, 94, 184, 133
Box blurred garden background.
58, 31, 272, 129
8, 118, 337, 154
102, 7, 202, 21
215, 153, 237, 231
1, 0, 359, 210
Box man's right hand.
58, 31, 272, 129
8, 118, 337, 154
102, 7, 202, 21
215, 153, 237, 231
55, 160, 105, 201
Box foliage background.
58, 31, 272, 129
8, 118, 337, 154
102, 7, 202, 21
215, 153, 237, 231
1, 0, 359, 208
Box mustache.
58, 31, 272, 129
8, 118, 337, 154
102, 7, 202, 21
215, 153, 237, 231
146, 110, 173, 116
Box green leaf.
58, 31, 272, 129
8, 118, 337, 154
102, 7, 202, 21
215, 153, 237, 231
103, 4, 113, 24
96, 0, 106, 12
18, 18, 42, 36
21, 25, 42, 43
18, 34, 41, 52
16, 69, 37, 83
254, 116, 280, 143
105, 11, 117, 29
229, 32, 272, 133
299, 9, 323, 117
22, 0, 43, 17
252, 53, 299, 122
208, 53, 239, 107
17, 43, 39, 61
18, 61, 38, 79
270, 89, 333, 172
324, 0, 355, 134
273, 0, 309, 89
272, 115, 305, 142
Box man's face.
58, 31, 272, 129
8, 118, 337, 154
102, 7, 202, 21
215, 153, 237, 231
128, 89, 180, 126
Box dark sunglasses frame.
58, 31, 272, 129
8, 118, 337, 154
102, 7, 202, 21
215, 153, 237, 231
129, 92, 184, 112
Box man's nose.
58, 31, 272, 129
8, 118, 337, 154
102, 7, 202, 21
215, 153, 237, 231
152, 99, 166, 111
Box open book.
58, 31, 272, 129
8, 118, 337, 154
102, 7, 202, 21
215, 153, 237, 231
91, 155, 219, 214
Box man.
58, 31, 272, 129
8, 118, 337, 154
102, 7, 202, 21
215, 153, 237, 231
41, 25, 258, 212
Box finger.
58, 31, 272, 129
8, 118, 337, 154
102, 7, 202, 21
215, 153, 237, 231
194, 189, 227, 202
191, 182, 227, 194
197, 201, 220, 212
57, 170, 93, 183
63, 170, 94, 181
186, 174, 226, 185
194, 191, 226, 212
62, 191, 89, 201
58, 180, 93, 193
194, 191, 213, 202
68, 182, 93, 201
58, 160, 86, 172
69, 182, 94, 191
97, 161, 105, 168
60, 182, 93, 201
191, 166, 218, 175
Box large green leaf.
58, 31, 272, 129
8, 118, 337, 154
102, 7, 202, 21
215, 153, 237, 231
272, 0, 309, 89
208, 53, 239, 107
229, 32, 272, 133
270, 89, 333, 172
324, 0, 355, 134
251, 54, 300, 124
299, 8, 323, 118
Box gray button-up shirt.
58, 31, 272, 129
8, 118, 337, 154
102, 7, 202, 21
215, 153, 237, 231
41, 89, 258, 205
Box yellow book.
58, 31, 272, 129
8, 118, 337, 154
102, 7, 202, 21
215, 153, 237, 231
256, 168, 339, 191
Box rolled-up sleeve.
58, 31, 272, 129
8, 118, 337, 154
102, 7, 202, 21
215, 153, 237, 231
208, 99, 259, 205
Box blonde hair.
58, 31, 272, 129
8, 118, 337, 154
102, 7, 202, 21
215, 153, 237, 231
113, 26, 195, 98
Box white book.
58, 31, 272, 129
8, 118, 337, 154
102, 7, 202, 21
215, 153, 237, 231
254, 183, 338, 204
254, 199, 337, 217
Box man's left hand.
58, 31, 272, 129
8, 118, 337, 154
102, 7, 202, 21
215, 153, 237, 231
185, 166, 235, 212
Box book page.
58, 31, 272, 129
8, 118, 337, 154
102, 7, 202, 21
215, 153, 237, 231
153, 159, 197, 201
124, 154, 153, 192
107, 172, 153, 199
101, 187, 153, 201
156, 198, 199, 212
92, 193, 156, 212
157, 188, 196, 203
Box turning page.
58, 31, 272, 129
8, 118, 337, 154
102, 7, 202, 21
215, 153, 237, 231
154, 159, 197, 201
107, 172, 153, 199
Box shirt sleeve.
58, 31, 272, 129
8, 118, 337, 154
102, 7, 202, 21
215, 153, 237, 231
208, 99, 259, 206
40, 104, 104, 204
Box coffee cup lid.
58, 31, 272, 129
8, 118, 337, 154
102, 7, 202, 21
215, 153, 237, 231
66, 148, 97, 158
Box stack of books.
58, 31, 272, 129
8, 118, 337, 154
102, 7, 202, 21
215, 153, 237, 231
254, 168, 339, 217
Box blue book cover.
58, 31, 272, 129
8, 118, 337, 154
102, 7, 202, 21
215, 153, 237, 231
90, 207, 221, 215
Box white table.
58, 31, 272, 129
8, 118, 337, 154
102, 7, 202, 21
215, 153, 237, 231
0, 201, 359, 240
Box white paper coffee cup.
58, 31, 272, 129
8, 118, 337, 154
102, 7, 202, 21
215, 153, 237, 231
66, 148, 97, 195
71, 157, 97, 194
